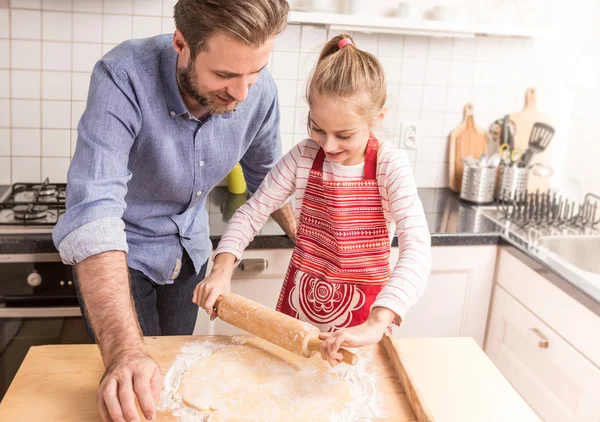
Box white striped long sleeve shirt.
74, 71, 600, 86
216, 138, 432, 322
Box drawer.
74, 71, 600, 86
486, 285, 600, 422
496, 248, 600, 367
207, 249, 293, 280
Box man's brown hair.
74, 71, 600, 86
173, 0, 289, 58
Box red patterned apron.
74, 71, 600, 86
276, 136, 391, 332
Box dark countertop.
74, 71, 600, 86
2, 185, 599, 315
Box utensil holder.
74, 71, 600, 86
459, 165, 497, 204
495, 165, 528, 199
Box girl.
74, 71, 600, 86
193, 34, 432, 366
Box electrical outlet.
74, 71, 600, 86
400, 121, 419, 149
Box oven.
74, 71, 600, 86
0, 180, 90, 401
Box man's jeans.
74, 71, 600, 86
74, 252, 208, 342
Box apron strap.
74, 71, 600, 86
310, 135, 379, 180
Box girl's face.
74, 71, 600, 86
308, 94, 382, 166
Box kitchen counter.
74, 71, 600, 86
1, 185, 599, 316
0, 335, 539, 421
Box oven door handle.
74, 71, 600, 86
0, 307, 82, 318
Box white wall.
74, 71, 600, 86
0, 0, 582, 190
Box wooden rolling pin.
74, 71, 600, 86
213, 294, 358, 365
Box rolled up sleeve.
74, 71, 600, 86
52, 59, 141, 264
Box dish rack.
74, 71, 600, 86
496, 190, 600, 228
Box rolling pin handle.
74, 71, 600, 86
308, 337, 358, 366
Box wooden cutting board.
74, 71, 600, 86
0, 335, 540, 422
448, 104, 488, 192
509, 87, 553, 191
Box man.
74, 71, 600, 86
52, 1, 293, 421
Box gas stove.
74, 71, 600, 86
0, 178, 66, 234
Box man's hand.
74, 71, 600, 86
270, 202, 297, 242
192, 253, 236, 319
318, 307, 398, 367
98, 353, 163, 422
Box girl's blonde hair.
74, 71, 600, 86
307, 34, 386, 126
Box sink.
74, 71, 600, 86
536, 236, 600, 275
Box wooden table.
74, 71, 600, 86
0, 335, 540, 421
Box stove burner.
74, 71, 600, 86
32, 182, 57, 197
13, 204, 49, 220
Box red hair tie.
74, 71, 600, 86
337, 38, 353, 49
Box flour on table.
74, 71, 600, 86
159, 337, 384, 422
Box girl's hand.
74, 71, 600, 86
192, 253, 236, 320
318, 307, 398, 366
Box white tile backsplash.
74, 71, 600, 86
42, 156, 69, 182
0, 10, 9, 39
402, 36, 428, 59
11, 70, 40, 99
11, 128, 40, 156
73, 13, 102, 43
0, 128, 9, 155
300, 25, 326, 53
14, 0, 42, 10
103, 0, 133, 15
12, 157, 40, 182
272, 52, 299, 80
103, 14, 133, 44
42, 0, 73, 12
42, 128, 70, 156
133, 0, 162, 16
12, 40, 42, 69
0, 157, 10, 184
0, 99, 8, 127
0, 40, 7, 68
400, 58, 426, 85
133, 16, 162, 39
424, 59, 451, 86
71, 72, 90, 101
42, 100, 71, 128
0, 69, 8, 97
71, 100, 85, 129
0, 9, 568, 187
274, 24, 301, 52
11, 99, 40, 127
42, 71, 71, 100
72, 43, 101, 72
72, 0, 102, 13
11, 9, 41, 40
42, 41, 71, 70
42, 11, 72, 42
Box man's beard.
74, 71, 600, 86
177, 60, 238, 115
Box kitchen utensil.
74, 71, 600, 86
499, 144, 522, 166
518, 148, 534, 167
528, 121, 555, 154
501, 114, 516, 150
487, 153, 501, 168
509, 87, 553, 190
528, 163, 553, 178
213, 293, 358, 365
448, 103, 487, 192
461, 156, 477, 167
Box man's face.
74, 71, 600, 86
175, 32, 274, 114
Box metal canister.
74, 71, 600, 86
459, 165, 497, 204
495, 165, 528, 200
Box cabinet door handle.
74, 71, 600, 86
528, 328, 549, 349
238, 258, 268, 272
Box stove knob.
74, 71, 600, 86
27, 272, 42, 287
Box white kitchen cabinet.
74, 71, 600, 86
194, 249, 293, 335
486, 285, 600, 422
391, 245, 498, 348
485, 247, 600, 422
195, 245, 498, 345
